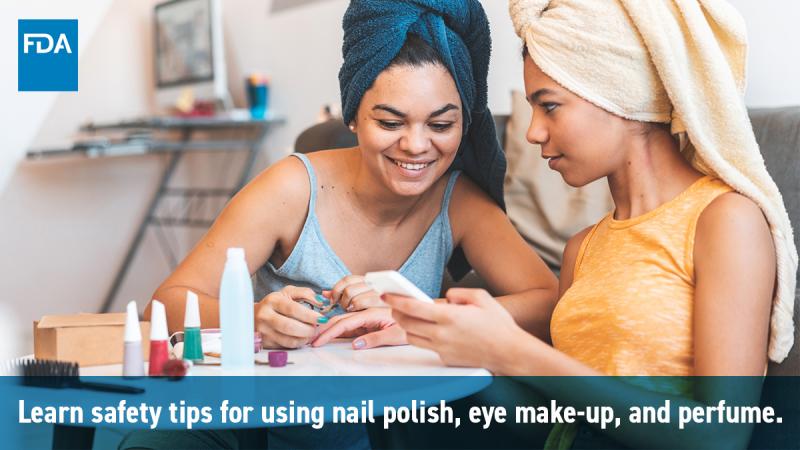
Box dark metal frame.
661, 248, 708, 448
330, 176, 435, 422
27, 116, 283, 315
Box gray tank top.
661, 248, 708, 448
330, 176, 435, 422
253, 153, 459, 310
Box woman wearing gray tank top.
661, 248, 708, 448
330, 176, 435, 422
148, 25, 557, 353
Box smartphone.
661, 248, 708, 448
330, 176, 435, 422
364, 270, 434, 303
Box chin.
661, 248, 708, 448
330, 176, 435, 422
560, 171, 596, 188
387, 179, 436, 197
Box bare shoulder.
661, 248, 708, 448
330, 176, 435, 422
242, 155, 309, 205
695, 191, 775, 272
696, 192, 772, 244
302, 147, 354, 164
223, 155, 311, 229
296, 148, 358, 186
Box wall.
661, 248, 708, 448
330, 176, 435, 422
0, 0, 161, 358
728, 0, 800, 107
0, 0, 113, 191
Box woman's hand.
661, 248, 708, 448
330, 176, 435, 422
311, 308, 406, 349
328, 275, 387, 311
255, 285, 325, 349
383, 288, 527, 372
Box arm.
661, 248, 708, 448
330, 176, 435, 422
144, 156, 323, 345
692, 193, 773, 375
387, 192, 775, 448
449, 176, 558, 341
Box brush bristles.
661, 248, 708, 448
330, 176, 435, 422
21, 359, 79, 377
1, 359, 79, 388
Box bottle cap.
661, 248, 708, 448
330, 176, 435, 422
124, 300, 141, 342
227, 247, 245, 260
150, 300, 169, 340
268, 351, 288, 367
184, 291, 201, 328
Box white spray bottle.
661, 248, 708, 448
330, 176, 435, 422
220, 248, 255, 371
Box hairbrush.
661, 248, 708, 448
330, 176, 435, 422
6, 358, 144, 394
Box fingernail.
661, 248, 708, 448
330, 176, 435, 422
380, 294, 387, 300
353, 339, 365, 349
317, 317, 329, 324
316, 294, 327, 304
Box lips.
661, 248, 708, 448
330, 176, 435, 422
386, 156, 435, 172
542, 153, 563, 170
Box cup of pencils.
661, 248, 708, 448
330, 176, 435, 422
246, 73, 269, 119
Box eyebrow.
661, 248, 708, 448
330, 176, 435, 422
528, 88, 556, 103
429, 104, 459, 118
372, 103, 459, 119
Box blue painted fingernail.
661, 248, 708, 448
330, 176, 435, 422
353, 339, 365, 349
316, 294, 329, 304
317, 317, 329, 324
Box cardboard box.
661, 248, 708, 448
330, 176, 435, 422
34, 313, 150, 367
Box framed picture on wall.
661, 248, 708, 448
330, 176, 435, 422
155, 0, 214, 87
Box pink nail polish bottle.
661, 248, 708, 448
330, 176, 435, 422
148, 300, 170, 376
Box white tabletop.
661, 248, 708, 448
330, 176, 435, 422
79, 341, 491, 377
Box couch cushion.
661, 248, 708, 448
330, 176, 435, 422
750, 107, 800, 376
294, 119, 357, 154
749, 107, 800, 282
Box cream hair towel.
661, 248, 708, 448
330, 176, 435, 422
510, 0, 797, 363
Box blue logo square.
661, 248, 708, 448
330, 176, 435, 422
18, 19, 78, 92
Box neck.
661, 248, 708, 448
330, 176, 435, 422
607, 130, 703, 220
348, 149, 427, 227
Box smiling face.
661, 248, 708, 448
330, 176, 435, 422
522, 55, 633, 187
352, 63, 463, 197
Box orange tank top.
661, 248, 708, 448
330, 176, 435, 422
550, 176, 733, 377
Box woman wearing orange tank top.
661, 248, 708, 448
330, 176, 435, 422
380, 1, 797, 448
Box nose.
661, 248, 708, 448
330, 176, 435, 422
526, 110, 549, 146
399, 125, 431, 155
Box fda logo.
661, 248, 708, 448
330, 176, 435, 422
18, 19, 78, 91
24, 33, 73, 55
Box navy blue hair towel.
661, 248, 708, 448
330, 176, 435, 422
339, 0, 507, 279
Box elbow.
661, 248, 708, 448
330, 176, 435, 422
546, 274, 559, 304
542, 272, 559, 316
149, 285, 184, 335
538, 275, 559, 344
520, 275, 558, 343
